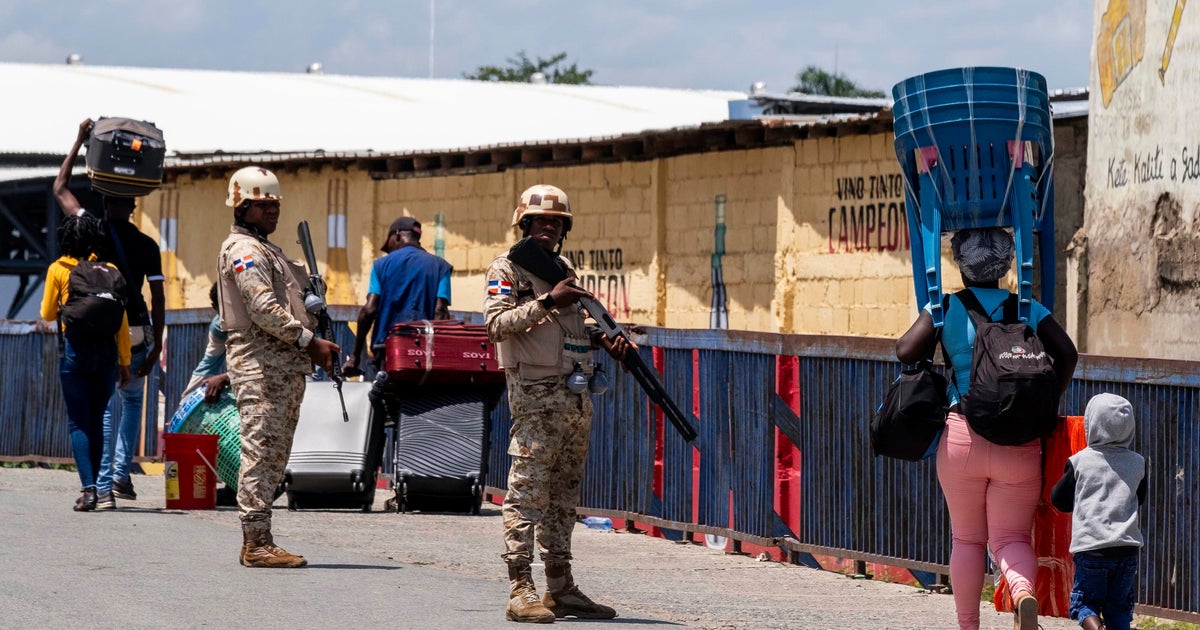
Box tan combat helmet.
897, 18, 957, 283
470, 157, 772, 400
512, 184, 572, 234
226, 166, 283, 208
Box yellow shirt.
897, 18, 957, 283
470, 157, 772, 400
41, 255, 132, 366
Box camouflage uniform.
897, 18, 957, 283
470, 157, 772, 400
217, 225, 316, 535
484, 255, 596, 571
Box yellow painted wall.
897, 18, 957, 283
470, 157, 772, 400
144, 128, 1083, 340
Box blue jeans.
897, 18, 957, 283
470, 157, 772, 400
59, 336, 118, 490
98, 344, 149, 492
1069, 552, 1139, 630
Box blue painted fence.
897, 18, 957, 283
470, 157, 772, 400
1, 315, 1195, 621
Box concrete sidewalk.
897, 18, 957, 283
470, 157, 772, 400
0, 468, 1078, 629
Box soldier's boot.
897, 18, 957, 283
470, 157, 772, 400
505, 565, 555, 624
542, 563, 617, 619
1080, 615, 1105, 630
239, 530, 308, 568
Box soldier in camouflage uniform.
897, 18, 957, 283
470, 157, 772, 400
484, 184, 631, 623
217, 166, 339, 569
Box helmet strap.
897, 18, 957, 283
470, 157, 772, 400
234, 202, 265, 239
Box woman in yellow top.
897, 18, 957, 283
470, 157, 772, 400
41, 214, 131, 512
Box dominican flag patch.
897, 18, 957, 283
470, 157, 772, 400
233, 255, 255, 273
488, 279, 512, 295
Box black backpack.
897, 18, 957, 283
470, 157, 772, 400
60, 260, 128, 340
954, 289, 1060, 445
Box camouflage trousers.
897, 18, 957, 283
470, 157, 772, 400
501, 373, 593, 570
233, 373, 305, 535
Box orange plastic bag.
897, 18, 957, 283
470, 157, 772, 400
994, 416, 1087, 618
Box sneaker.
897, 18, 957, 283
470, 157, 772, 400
73, 488, 97, 512
96, 490, 116, 510
113, 477, 137, 501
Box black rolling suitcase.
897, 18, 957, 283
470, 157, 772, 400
85, 117, 167, 197
283, 380, 385, 511
390, 385, 497, 514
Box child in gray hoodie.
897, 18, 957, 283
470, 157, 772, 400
1051, 393, 1147, 630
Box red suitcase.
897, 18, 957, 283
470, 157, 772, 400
384, 320, 505, 385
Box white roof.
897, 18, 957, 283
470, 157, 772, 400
2, 62, 743, 157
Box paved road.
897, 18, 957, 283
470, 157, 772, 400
0, 468, 1079, 629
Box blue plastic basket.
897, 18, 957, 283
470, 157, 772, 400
892, 67, 1056, 324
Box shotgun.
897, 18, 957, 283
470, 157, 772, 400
507, 237, 698, 442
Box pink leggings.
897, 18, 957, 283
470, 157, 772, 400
937, 413, 1041, 630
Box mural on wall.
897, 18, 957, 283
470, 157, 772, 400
826, 173, 911, 254
434, 212, 446, 258
1087, 0, 1200, 358
562, 248, 632, 320
710, 194, 729, 329
1159, 0, 1188, 83
325, 179, 353, 304
1097, 0, 1147, 106
156, 188, 182, 309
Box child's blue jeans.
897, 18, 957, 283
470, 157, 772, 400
1069, 551, 1138, 630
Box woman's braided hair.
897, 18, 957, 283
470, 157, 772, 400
57, 214, 105, 260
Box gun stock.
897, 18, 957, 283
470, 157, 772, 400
507, 238, 698, 442
296, 220, 350, 422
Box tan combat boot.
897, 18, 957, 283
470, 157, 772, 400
239, 530, 308, 568
542, 563, 617, 619
506, 565, 555, 624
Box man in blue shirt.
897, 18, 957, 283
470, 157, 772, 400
342, 216, 452, 376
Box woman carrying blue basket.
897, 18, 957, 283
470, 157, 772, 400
896, 228, 1077, 630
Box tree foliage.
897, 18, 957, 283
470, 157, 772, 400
463, 51, 594, 85
791, 65, 885, 98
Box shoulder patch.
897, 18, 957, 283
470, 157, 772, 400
233, 255, 256, 273
488, 279, 512, 295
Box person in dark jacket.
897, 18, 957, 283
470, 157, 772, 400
1051, 393, 1147, 630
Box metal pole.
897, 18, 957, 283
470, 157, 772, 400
428, 0, 435, 78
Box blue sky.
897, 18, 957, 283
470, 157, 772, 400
0, 0, 1094, 94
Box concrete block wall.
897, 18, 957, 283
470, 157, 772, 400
149, 124, 1085, 342
783, 135, 917, 338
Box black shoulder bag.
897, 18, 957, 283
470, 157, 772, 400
870, 319, 949, 462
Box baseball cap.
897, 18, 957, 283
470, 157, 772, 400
388, 216, 422, 237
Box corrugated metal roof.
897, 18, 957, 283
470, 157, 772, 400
0, 166, 83, 184
2, 62, 743, 156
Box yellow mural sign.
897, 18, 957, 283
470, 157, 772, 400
1097, 0, 1147, 107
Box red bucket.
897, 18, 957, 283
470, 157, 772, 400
163, 433, 219, 510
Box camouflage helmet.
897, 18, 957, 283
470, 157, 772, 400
511, 184, 572, 232
226, 166, 282, 208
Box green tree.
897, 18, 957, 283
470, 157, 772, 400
791, 65, 885, 98
463, 51, 594, 85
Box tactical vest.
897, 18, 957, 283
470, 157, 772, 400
217, 229, 313, 332
496, 262, 593, 381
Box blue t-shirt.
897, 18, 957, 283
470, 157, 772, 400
925, 288, 1050, 406
370, 245, 453, 346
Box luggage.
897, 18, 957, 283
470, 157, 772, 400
384, 319, 504, 386
283, 379, 385, 511
85, 117, 167, 197
390, 386, 496, 514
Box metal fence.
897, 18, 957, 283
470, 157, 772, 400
2, 316, 1196, 621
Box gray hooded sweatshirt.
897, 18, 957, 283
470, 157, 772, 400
1050, 393, 1147, 555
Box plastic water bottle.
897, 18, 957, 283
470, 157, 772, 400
581, 516, 613, 530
